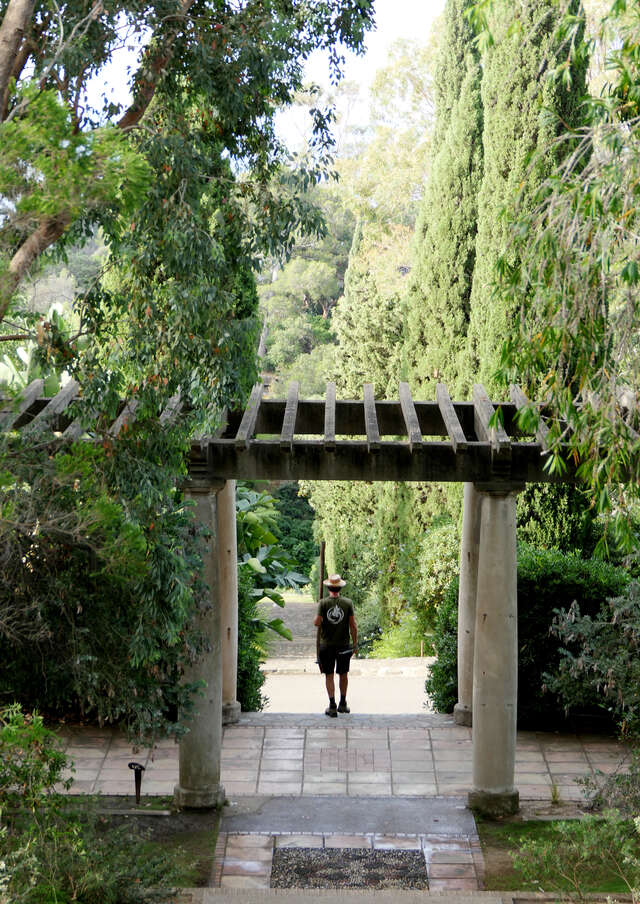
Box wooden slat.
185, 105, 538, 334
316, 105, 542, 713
399, 382, 422, 451
473, 383, 511, 475
235, 383, 264, 448
363, 383, 380, 452
324, 382, 336, 451
109, 399, 139, 437
159, 391, 183, 426
436, 383, 467, 453
0, 378, 44, 430
280, 381, 299, 452
510, 384, 550, 448
63, 415, 89, 441
27, 380, 80, 431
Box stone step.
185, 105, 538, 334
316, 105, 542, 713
180, 891, 512, 904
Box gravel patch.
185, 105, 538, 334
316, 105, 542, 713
270, 847, 428, 889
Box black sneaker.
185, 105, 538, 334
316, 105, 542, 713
325, 705, 338, 718
337, 701, 350, 713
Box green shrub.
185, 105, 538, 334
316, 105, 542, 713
425, 577, 458, 713
0, 433, 209, 745
272, 482, 318, 578
426, 546, 629, 728
547, 581, 640, 737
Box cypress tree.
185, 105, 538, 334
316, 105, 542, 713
403, 0, 483, 399
465, 0, 587, 392
331, 220, 411, 398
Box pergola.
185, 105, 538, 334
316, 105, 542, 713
2, 377, 572, 817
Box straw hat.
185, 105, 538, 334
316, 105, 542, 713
323, 573, 346, 589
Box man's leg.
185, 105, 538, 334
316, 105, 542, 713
325, 673, 336, 700
319, 650, 338, 716
338, 672, 350, 713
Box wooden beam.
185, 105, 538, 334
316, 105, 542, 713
27, 380, 80, 431
363, 384, 380, 452
203, 437, 572, 484
235, 383, 263, 449
109, 399, 139, 437
280, 382, 299, 451
324, 382, 336, 451
0, 378, 44, 430
473, 383, 511, 475
510, 385, 550, 448
436, 383, 467, 453
399, 382, 422, 451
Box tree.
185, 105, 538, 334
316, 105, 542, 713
464, 0, 588, 392
403, 0, 483, 399
336, 37, 437, 227
494, 0, 640, 550
0, 0, 375, 348
330, 219, 411, 397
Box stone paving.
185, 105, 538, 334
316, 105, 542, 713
57, 712, 631, 804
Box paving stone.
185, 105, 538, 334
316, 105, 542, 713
257, 781, 302, 794
324, 835, 372, 848
373, 835, 421, 850
221, 769, 259, 781
226, 834, 273, 847
258, 770, 303, 782
393, 784, 438, 796
303, 782, 345, 795
429, 863, 477, 878
428, 878, 479, 890
224, 781, 258, 794
347, 782, 392, 796
275, 835, 323, 848
222, 859, 271, 875
219, 875, 270, 888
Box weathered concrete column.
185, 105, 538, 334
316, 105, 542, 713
174, 480, 226, 810
468, 485, 522, 818
219, 479, 241, 725
454, 483, 482, 727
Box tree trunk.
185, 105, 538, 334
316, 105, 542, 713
0, 0, 34, 114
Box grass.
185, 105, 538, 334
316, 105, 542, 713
477, 818, 634, 894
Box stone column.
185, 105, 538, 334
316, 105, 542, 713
454, 482, 482, 727
468, 486, 521, 818
218, 479, 241, 725
174, 481, 226, 810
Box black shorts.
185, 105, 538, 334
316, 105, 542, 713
318, 646, 353, 675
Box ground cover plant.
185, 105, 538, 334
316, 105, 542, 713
0, 704, 190, 903
478, 814, 640, 897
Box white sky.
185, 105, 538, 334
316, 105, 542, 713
279, 0, 444, 147
321, 0, 445, 90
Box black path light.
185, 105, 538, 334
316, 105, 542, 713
128, 762, 146, 804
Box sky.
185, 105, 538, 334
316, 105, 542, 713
320, 0, 444, 91
279, 0, 445, 146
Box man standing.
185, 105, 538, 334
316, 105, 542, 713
314, 574, 358, 717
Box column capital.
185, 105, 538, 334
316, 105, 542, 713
473, 481, 525, 497
181, 477, 226, 495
